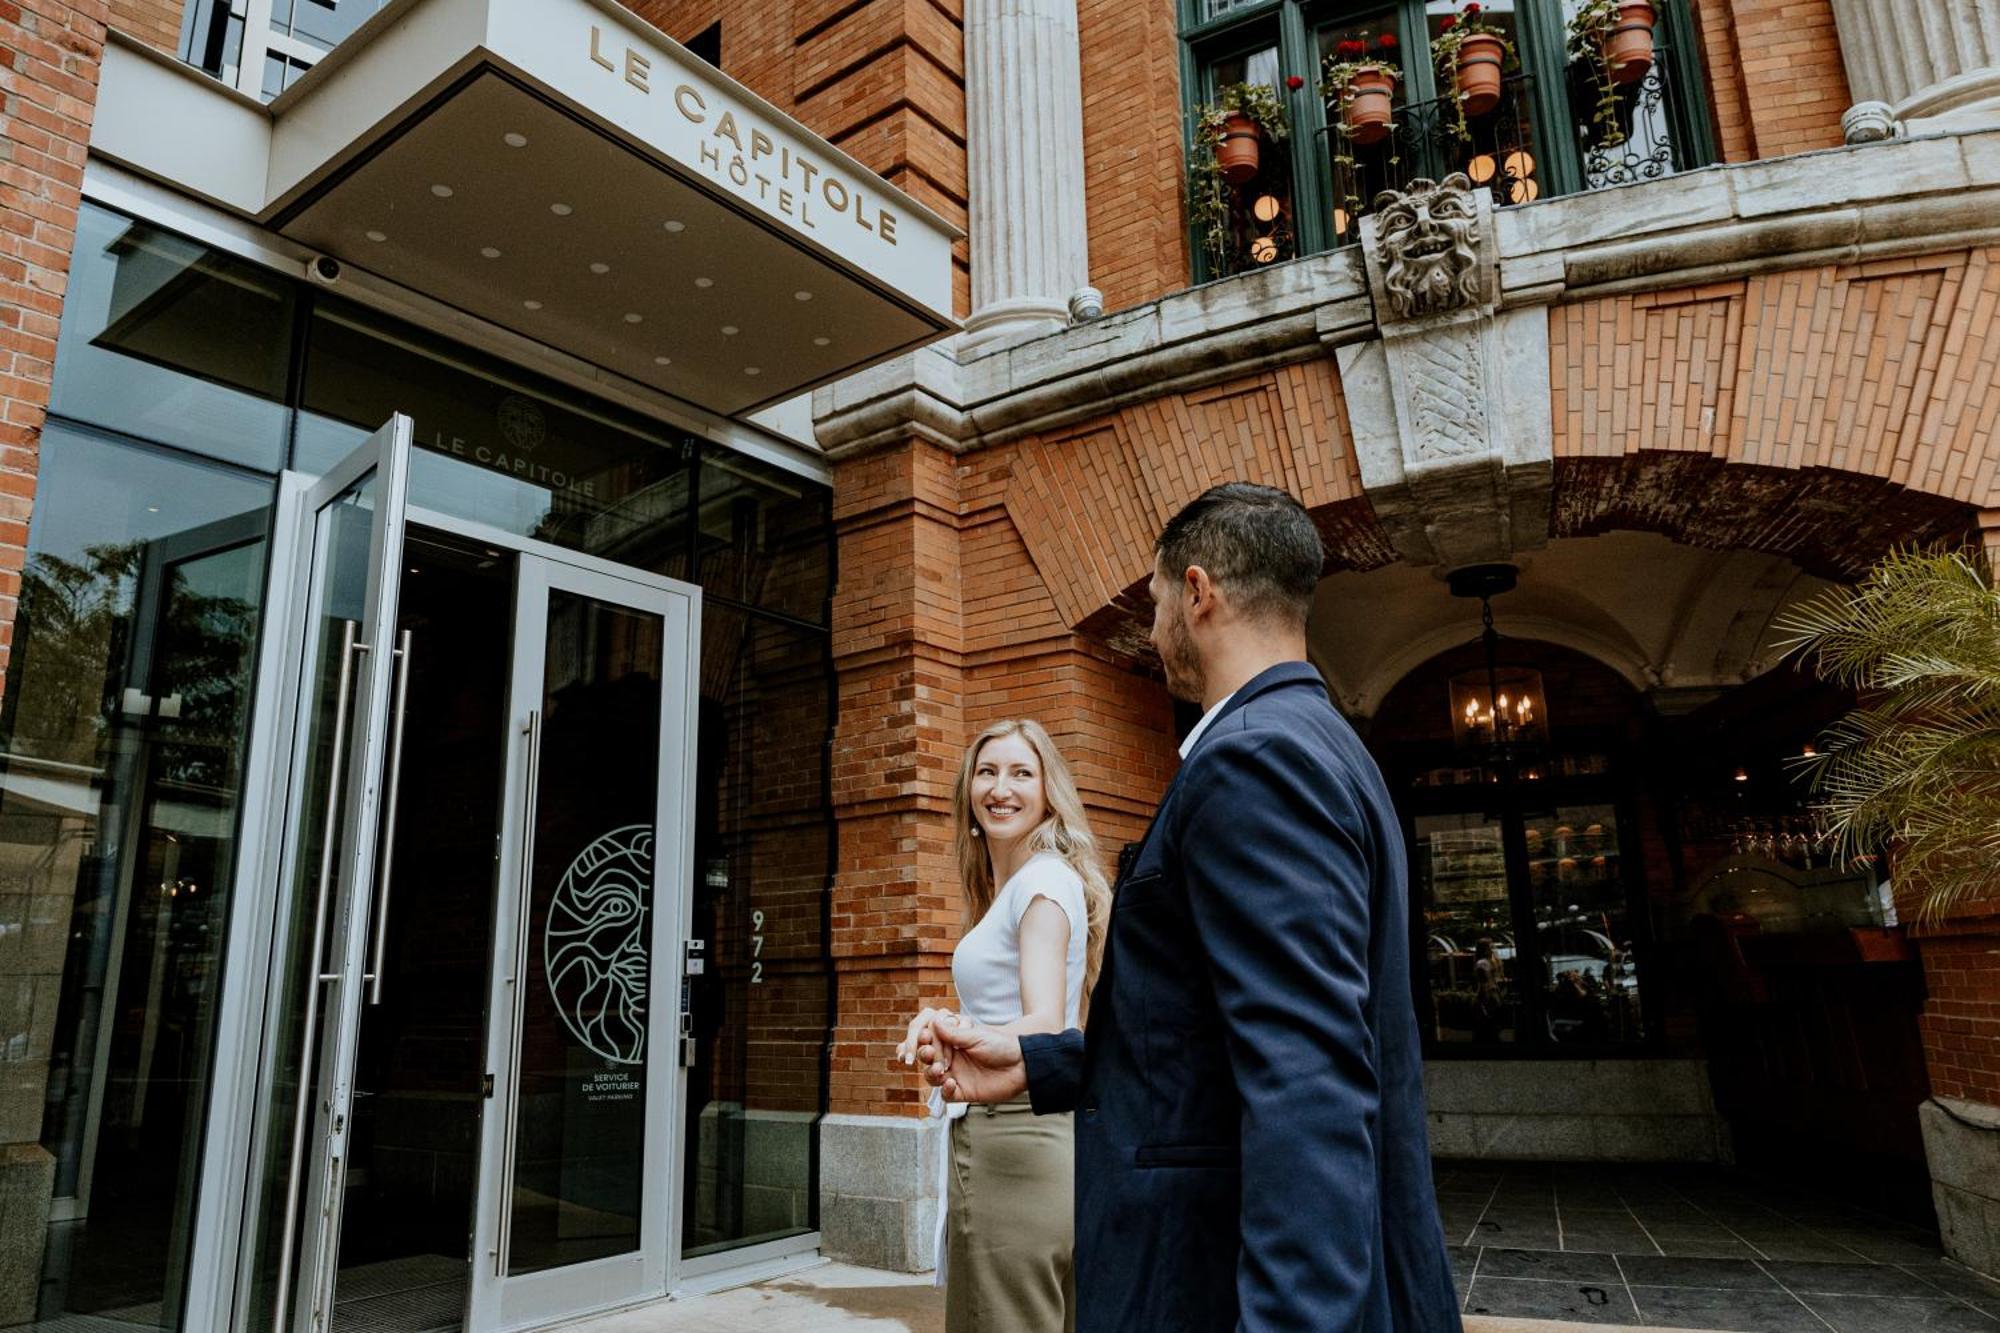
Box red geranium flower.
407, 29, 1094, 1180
1465, 1, 1482, 13
1286, 74, 1305, 90
1441, 14, 1457, 31
1337, 38, 1365, 57
1377, 32, 1398, 49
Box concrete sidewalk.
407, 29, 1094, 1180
558, 1261, 1713, 1332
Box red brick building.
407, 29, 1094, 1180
1, 0, 1998, 1327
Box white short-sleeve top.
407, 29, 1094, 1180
952, 851, 1088, 1029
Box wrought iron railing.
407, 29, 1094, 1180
1281, 47, 1697, 255
1574, 45, 1696, 189
1315, 72, 1545, 248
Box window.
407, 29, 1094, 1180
1181, 0, 1715, 279
5, 423, 275, 1327
178, 0, 394, 102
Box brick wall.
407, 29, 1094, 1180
1918, 922, 2000, 1107
1078, 0, 1185, 313
109, 0, 180, 54
0, 0, 107, 684
1692, 0, 1850, 160
1688, 0, 1757, 162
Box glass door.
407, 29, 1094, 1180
234, 415, 415, 1333
468, 554, 694, 1332
1413, 811, 1521, 1046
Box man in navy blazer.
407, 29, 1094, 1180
920, 482, 1461, 1331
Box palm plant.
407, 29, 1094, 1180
1776, 548, 2000, 924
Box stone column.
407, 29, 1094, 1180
1829, 0, 2000, 140
961, 0, 1092, 348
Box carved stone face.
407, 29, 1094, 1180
1373, 174, 1483, 320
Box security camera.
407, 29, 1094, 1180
307, 255, 343, 285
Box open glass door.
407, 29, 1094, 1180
235, 415, 415, 1333
468, 553, 694, 1332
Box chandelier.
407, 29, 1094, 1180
1446, 563, 1549, 753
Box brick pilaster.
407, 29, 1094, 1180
0, 0, 109, 683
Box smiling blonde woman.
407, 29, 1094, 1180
897, 719, 1110, 1333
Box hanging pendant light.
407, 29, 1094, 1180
1446, 563, 1549, 753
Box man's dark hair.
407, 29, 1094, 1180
1155, 482, 1324, 625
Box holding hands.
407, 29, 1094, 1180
896, 1006, 1029, 1104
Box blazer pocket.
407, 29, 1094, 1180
1113, 871, 1168, 911
1134, 1143, 1240, 1169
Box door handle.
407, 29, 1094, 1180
273, 619, 366, 1333
366, 629, 414, 1006
494, 708, 542, 1277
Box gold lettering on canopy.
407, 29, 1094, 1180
588, 24, 900, 247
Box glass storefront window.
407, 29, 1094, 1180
50, 205, 294, 473
1527, 802, 1641, 1045
1, 423, 272, 1328
1414, 812, 1520, 1045
695, 454, 832, 625
298, 303, 695, 579
683, 608, 830, 1257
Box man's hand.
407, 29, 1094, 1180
921, 1015, 1027, 1104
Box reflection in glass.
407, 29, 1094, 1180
241, 475, 380, 1333
1528, 804, 1641, 1045
1208, 44, 1280, 95
683, 609, 831, 1257
50, 204, 292, 472
299, 303, 692, 577
268, 0, 393, 53
1414, 812, 1518, 1045
505, 592, 664, 1275
2, 425, 272, 1329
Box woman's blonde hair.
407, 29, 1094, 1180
950, 719, 1112, 1023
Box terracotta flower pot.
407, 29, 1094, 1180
1342, 66, 1397, 146
1455, 32, 1507, 117
1215, 111, 1262, 185
1604, 0, 1657, 86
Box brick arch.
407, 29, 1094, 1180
1004, 247, 2000, 654
1002, 359, 1397, 657
1552, 455, 1975, 582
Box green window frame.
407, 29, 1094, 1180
1180, 0, 1718, 282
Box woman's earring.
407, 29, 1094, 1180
970, 825, 981, 838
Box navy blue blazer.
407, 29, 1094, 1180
1020, 662, 1460, 1332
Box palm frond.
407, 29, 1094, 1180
1786, 546, 2000, 923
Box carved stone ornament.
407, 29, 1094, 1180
1339, 170, 1548, 570
1364, 174, 1494, 323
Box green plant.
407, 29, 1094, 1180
1185, 83, 1293, 275
1214, 80, 1291, 145
1318, 37, 1403, 226
1777, 548, 2000, 923
1186, 124, 1232, 274
1430, 2, 1517, 144
1568, 0, 1629, 148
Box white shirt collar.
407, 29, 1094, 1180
1178, 688, 1239, 759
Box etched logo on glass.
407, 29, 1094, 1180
545, 824, 652, 1064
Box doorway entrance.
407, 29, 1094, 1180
233, 417, 698, 1333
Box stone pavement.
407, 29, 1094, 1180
556, 1262, 1718, 1332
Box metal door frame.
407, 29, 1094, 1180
458, 517, 700, 1332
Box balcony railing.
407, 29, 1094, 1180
1577, 46, 1695, 189
1315, 71, 1547, 248
1200, 47, 1699, 279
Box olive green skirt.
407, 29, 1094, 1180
945, 1101, 1076, 1333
